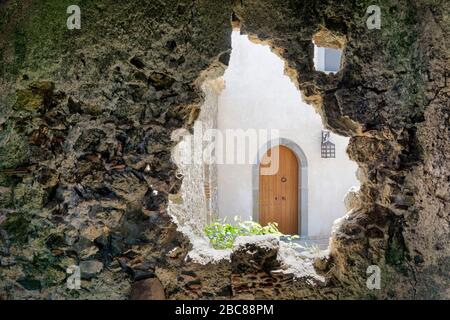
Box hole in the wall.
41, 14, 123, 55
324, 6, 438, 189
312, 29, 345, 74
169, 28, 360, 272
216, 31, 359, 245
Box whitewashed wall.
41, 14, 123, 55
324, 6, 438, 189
216, 32, 359, 238
169, 80, 222, 237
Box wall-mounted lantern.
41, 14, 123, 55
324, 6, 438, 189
321, 130, 336, 158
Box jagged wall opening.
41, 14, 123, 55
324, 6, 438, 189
166, 27, 360, 270
214, 30, 359, 243
0, 0, 448, 300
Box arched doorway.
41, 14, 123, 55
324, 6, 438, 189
252, 138, 308, 236
259, 145, 299, 234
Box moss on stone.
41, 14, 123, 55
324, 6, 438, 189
13, 88, 44, 112
41, 268, 66, 288
3, 210, 32, 244
14, 250, 66, 289
12, 28, 27, 75
12, 182, 46, 210
385, 230, 409, 276
16, 277, 42, 291
13, 81, 55, 112
0, 0, 91, 80
0, 124, 29, 170
386, 237, 406, 265
0, 186, 13, 208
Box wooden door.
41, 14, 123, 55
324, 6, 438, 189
259, 145, 299, 234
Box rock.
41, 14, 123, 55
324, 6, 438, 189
0, 256, 16, 266
344, 186, 361, 212
14, 89, 44, 112
80, 246, 99, 260
44, 233, 66, 250
130, 56, 145, 69
80, 260, 104, 279
0, 186, 12, 207
29, 81, 55, 94
129, 278, 166, 300
132, 269, 155, 281
312, 29, 346, 49
36, 168, 59, 188
74, 129, 107, 153
392, 195, 415, 207
148, 72, 175, 90
167, 246, 184, 259
0, 126, 28, 170
67, 97, 82, 114
231, 235, 280, 273
17, 277, 42, 291
13, 81, 55, 112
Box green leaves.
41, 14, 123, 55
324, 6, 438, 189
204, 216, 292, 250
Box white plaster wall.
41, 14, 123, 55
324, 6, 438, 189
314, 44, 326, 72
216, 31, 359, 238
169, 80, 221, 237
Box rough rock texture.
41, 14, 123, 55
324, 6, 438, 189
129, 277, 166, 300
0, 0, 449, 299
0, 0, 232, 299
231, 235, 322, 299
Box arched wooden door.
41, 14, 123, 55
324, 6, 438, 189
259, 145, 299, 234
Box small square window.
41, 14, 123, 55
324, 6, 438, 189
324, 48, 342, 72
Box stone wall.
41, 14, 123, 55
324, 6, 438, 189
0, 0, 448, 300
0, 0, 233, 299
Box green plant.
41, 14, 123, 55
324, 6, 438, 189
204, 216, 299, 249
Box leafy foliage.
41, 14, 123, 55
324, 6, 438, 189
204, 217, 299, 249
